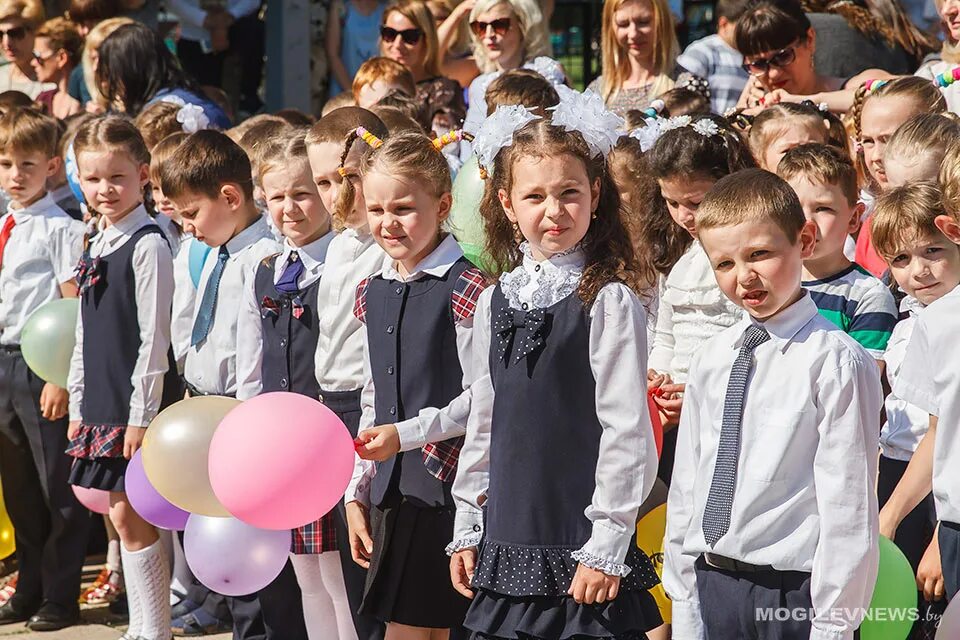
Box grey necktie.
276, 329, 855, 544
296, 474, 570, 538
702, 324, 770, 547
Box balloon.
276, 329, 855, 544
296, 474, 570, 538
21, 298, 79, 388
635, 502, 671, 624
65, 141, 85, 205
938, 596, 960, 638
125, 450, 190, 530
448, 156, 485, 248
209, 393, 354, 530
184, 514, 290, 596
141, 396, 237, 517
73, 485, 110, 515
188, 239, 212, 289
0, 479, 15, 559
860, 536, 916, 640
646, 391, 663, 458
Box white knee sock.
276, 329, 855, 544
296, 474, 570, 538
292, 553, 358, 640
122, 540, 172, 640
120, 545, 143, 638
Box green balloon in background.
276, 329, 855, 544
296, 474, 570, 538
21, 298, 79, 389
860, 536, 918, 640
448, 156, 486, 248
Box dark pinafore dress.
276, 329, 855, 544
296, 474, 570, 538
254, 255, 337, 555
67, 225, 182, 492
465, 285, 662, 640
354, 255, 484, 628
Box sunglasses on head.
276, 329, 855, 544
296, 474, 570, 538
742, 44, 798, 76
380, 26, 423, 45
0, 26, 27, 41
469, 17, 511, 38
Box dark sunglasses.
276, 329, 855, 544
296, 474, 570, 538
0, 26, 27, 41
32, 50, 56, 64
742, 44, 798, 76
469, 17, 511, 38
380, 26, 423, 45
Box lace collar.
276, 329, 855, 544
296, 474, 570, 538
499, 242, 585, 310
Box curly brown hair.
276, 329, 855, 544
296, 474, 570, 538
480, 117, 641, 305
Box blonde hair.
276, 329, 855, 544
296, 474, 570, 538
256, 129, 310, 184
776, 142, 858, 206
361, 130, 452, 199
148, 131, 187, 185
82, 16, 134, 110
0, 106, 58, 157
697, 168, 807, 242
0, 0, 44, 29
382, 0, 443, 78
872, 182, 948, 260
884, 113, 960, 181
469, 0, 552, 74
598, 0, 678, 102
748, 103, 829, 167
939, 138, 960, 220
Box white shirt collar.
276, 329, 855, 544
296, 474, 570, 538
95, 204, 154, 249
519, 241, 586, 273
283, 230, 335, 272
733, 291, 820, 353
7, 192, 57, 221
381, 233, 463, 282
225, 216, 269, 256
900, 295, 923, 316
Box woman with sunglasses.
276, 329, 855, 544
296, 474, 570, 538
461, 0, 561, 138
327, 0, 388, 98
379, 0, 465, 135
733, 0, 889, 113
0, 0, 53, 99
588, 0, 696, 117
32, 18, 83, 119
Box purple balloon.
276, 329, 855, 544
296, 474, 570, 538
938, 597, 960, 639
184, 514, 291, 596
126, 450, 190, 530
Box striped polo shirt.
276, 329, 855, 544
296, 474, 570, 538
677, 34, 749, 115
802, 264, 898, 358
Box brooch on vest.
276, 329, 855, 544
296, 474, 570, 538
260, 295, 305, 320
494, 306, 547, 363
76, 254, 101, 294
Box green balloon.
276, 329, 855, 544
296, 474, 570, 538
448, 156, 486, 247
860, 536, 917, 640
21, 298, 79, 389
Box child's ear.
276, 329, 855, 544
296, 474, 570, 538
590, 176, 601, 213
935, 214, 960, 245
799, 220, 817, 258
45, 155, 61, 178
498, 187, 517, 223
138, 163, 149, 189
848, 201, 865, 234
437, 191, 452, 223
221, 183, 243, 210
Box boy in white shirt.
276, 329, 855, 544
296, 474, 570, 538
663, 169, 881, 640
0, 107, 87, 631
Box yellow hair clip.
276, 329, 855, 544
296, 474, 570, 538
356, 126, 384, 149
337, 167, 348, 177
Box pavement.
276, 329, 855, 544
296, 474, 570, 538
0, 564, 231, 640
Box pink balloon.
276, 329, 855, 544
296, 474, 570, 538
208, 393, 354, 530
72, 485, 110, 514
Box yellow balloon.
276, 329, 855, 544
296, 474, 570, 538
636, 503, 670, 624
141, 396, 239, 517
0, 482, 13, 559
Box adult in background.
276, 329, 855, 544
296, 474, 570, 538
379, 0, 465, 133
327, 0, 387, 98
916, 0, 960, 113
462, 0, 562, 134
588, 0, 693, 117
166, 0, 265, 116
32, 18, 83, 119
676, 0, 750, 114
0, 0, 53, 99
95, 22, 230, 127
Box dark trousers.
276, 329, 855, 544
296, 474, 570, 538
0, 349, 89, 608
695, 556, 817, 640
878, 455, 937, 570
176, 10, 265, 111
322, 388, 385, 640
941, 521, 960, 601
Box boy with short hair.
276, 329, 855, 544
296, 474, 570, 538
663, 169, 881, 640
0, 107, 88, 631
879, 149, 960, 602
676, 0, 750, 114
777, 143, 898, 360
158, 130, 307, 640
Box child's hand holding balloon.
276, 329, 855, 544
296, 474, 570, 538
355, 425, 401, 461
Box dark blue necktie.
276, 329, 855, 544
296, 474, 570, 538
702, 324, 770, 546
275, 251, 304, 295
191, 245, 229, 347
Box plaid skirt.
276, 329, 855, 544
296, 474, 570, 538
292, 512, 338, 554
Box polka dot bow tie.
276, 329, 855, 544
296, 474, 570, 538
494, 306, 547, 364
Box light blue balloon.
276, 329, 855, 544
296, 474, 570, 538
188, 239, 212, 289
65, 141, 84, 205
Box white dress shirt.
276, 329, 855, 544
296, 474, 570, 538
170, 236, 201, 371
345, 234, 482, 506
882, 296, 929, 462
183, 216, 280, 396
67, 205, 175, 427
895, 283, 960, 524
313, 227, 391, 392
235, 231, 335, 401
663, 293, 881, 640
449, 245, 659, 576
648, 240, 745, 382
0, 193, 83, 346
